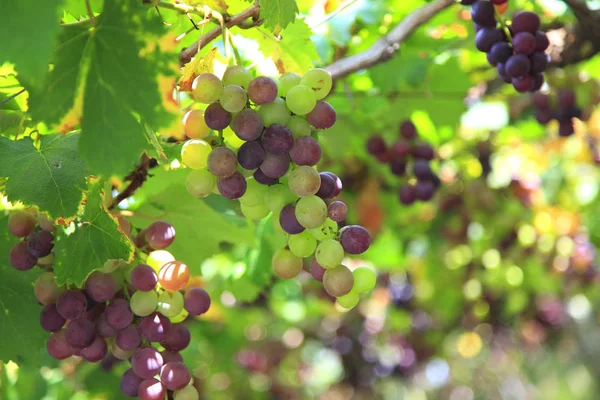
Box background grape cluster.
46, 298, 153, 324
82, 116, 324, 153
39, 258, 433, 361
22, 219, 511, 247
8, 213, 210, 400
532, 89, 584, 137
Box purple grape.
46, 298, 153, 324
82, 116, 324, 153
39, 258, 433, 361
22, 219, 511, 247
130, 264, 158, 292
57, 290, 88, 320
512, 75, 535, 93
289, 136, 322, 166
532, 73, 545, 91
96, 313, 116, 337
144, 221, 176, 250
259, 153, 289, 179
413, 159, 433, 180
511, 11, 540, 34
529, 52, 548, 74
116, 324, 142, 351
399, 185, 416, 205
46, 330, 73, 360
100, 353, 120, 371
80, 336, 108, 362
412, 143, 435, 160
105, 299, 134, 330
140, 312, 171, 342
389, 158, 407, 176
328, 201, 348, 222
486, 52, 497, 66
27, 230, 54, 257
231, 108, 264, 141
535, 31, 549, 51
204, 102, 231, 130
162, 350, 184, 364
506, 54, 531, 78
414, 181, 436, 201
471, 1, 496, 27
40, 304, 66, 332
120, 368, 143, 397
85, 271, 117, 302
9, 241, 37, 271
261, 124, 294, 155
532, 93, 550, 108
160, 323, 191, 351
475, 28, 503, 52
316, 172, 336, 199
559, 120, 574, 137
339, 225, 371, 255
558, 89, 576, 108
306, 101, 336, 129
279, 203, 305, 234
253, 169, 279, 185
512, 32, 536, 55
217, 172, 247, 200
8, 211, 36, 237
132, 347, 164, 379
184, 287, 211, 316
138, 378, 165, 400
160, 362, 191, 391
238, 141, 265, 170
367, 136, 387, 155
310, 258, 326, 282
535, 108, 554, 124
491, 42, 512, 64
400, 121, 417, 139
65, 318, 96, 349
248, 76, 278, 105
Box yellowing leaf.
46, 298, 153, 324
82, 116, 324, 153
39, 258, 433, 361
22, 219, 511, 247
179, 47, 218, 91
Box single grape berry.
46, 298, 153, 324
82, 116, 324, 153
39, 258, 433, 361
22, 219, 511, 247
248, 76, 278, 105
279, 203, 305, 234
306, 101, 336, 129
399, 121, 417, 139
217, 172, 247, 200
28, 230, 54, 258
475, 28, 503, 52
339, 225, 371, 255
184, 287, 211, 316
9, 241, 37, 271
399, 185, 416, 205
390, 158, 407, 176
506, 54, 531, 78
231, 109, 264, 141
511, 11, 540, 34
491, 42, 513, 64
238, 140, 266, 170
261, 124, 294, 155
366, 136, 387, 155
204, 102, 232, 130
130, 264, 158, 292
471, 1, 496, 27
144, 221, 176, 250
8, 211, 36, 237
512, 32, 536, 55
512, 75, 535, 93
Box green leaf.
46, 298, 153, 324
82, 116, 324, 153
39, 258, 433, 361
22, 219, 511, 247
0, 216, 46, 365
53, 180, 134, 286
0, 110, 27, 138
0, 0, 63, 87
260, 0, 298, 30
63, 0, 104, 18
0, 134, 88, 219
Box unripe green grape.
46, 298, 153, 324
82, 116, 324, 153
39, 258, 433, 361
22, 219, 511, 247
323, 265, 354, 297
272, 248, 303, 279
288, 166, 321, 197
309, 218, 338, 241
300, 68, 333, 100
352, 267, 377, 293
192, 73, 223, 104
264, 184, 294, 213
286, 85, 317, 115
130, 290, 158, 316
181, 139, 211, 170
186, 169, 216, 198
288, 231, 317, 258
258, 98, 291, 127
220, 85, 247, 113
239, 177, 268, 207
170, 309, 189, 324
183, 109, 211, 139
174, 385, 200, 400
146, 250, 175, 273
278, 72, 301, 97
286, 115, 311, 137
157, 290, 184, 318
337, 290, 359, 308
222, 65, 251, 89
315, 239, 344, 268
241, 202, 270, 221
295, 195, 327, 229
100, 259, 126, 273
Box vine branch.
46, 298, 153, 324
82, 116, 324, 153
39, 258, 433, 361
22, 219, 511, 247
109, 154, 154, 210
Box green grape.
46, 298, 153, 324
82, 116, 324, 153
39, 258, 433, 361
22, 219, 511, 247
170, 309, 189, 324
288, 166, 321, 197
337, 290, 359, 308
192, 73, 223, 104
352, 267, 377, 293
309, 218, 338, 241
222, 65, 251, 89
295, 195, 327, 229
288, 231, 317, 258
258, 98, 291, 127
323, 265, 354, 297
264, 184, 294, 213
272, 248, 303, 279
157, 290, 184, 318
286, 115, 311, 137
285, 85, 317, 115
181, 139, 212, 170
239, 177, 268, 207
130, 290, 158, 316
315, 239, 344, 268
146, 250, 175, 272
278, 72, 301, 97
174, 385, 200, 400
220, 85, 247, 113
300, 68, 333, 100
186, 169, 216, 198
100, 259, 126, 273
241, 202, 270, 221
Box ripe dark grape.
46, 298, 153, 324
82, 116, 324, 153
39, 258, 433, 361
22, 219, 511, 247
231, 109, 264, 141
530, 52, 549, 74
248, 76, 278, 105
506, 54, 531, 78
390, 140, 411, 157
289, 136, 322, 166
339, 225, 371, 255
559, 120, 574, 137
325, 172, 342, 197
9, 241, 37, 271
306, 101, 336, 129
184, 287, 211, 316
558, 90, 576, 108
80, 336, 108, 362
511, 11, 540, 34
486, 52, 497, 66
367, 136, 387, 155
414, 181, 436, 201
512, 75, 535, 93
161, 323, 191, 351
532, 93, 551, 109
144, 221, 176, 250
120, 368, 143, 397
57, 290, 88, 320
28, 230, 54, 257
471, 1, 496, 27
461, 0, 476, 4
475, 28, 503, 52
138, 378, 165, 400
280, 203, 305, 234
207, 147, 237, 178
96, 313, 117, 337
261, 124, 294, 155
238, 141, 265, 170
310, 258, 326, 282
40, 304, 66, 332
130, 264, 158, 292
316, 172, 336, 199
85, 271, 117, 302
535, 108, 554, 124
116, 324, 142, 351
259, 153, 289, 179
217, 172, 247, 200
106, 299, 134, 330
160, 362, 191, 391
399, 185, 416, 205
253, 169, 279, 185
328, 201, 348, 222
46, 330, 73, 360
400, 121, 417, 139
204, 102, 231, 130
65, 318, 96, 349
412, 143, 435, 160
8, 211, 36, 237
390, 158, 407, 176
162, 350, 184, 364
413, 159, 433, 180
132, 347, 164, 379
535, 31, 549, 51
512, 32, 536, 55
140, 312, 172, 342
491, 42, 513, 64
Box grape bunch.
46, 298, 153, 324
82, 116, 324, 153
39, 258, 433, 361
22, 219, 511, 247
532, 89, 583, 137
366, 120, 441, 205
8, 214, 210, 400
461, 0, 550, 92
180, 66, 376, 307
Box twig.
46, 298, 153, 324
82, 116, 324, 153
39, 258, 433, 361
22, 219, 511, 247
109, 154, 153, 210
324, 0, 455, 79
85, 0, 96, 26
0, 88, 26, 107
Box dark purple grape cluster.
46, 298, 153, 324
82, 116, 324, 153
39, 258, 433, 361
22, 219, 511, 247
9, 215, 210, 399
462, 1, 549, 92
366, 120, 441, 205
532, 89, 583, 137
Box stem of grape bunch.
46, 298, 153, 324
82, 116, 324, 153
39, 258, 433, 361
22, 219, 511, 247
495, 8, 512, 41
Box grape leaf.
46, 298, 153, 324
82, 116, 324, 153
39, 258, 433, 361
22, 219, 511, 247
0, 216, 46, 365
53, 181, 135, 286
260, 0, 298, 30
0, 134, 88, 219
0, 0, 63, 87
